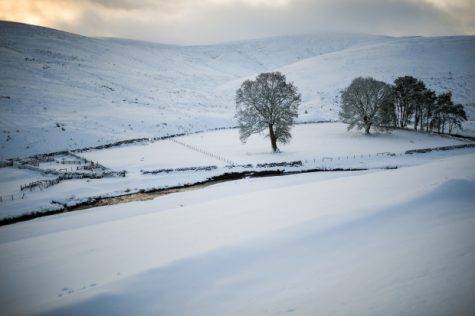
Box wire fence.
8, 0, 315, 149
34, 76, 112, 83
169, 132, 408, 168
301, 151, 402, 164
0, 192, 26, 202
0, 151, 126, 203
169, 138, 236, 165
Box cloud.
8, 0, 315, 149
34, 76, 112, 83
0, 0, 83, 27
87, 0, 187, 11
1, 0, 474, 44
422, 0, 475, 33
88, 0, 154, 10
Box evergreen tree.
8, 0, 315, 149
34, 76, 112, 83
431, 92, 467, 133
420, 89, 437, 132
379, 89, 397, 128
393, 76, 425, 128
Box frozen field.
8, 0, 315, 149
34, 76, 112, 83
79, 123, 469, 173
80, 137, 219, 174
0, 152, 474, 315
176, 123, 469, 164
1, 123, 473, 220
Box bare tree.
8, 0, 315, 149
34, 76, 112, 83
235, 72, 301, 152
339, 77, 393, 134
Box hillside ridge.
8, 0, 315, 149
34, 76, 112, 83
1, 21, 474, 159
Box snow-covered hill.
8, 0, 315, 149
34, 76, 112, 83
1, 21, 474, 159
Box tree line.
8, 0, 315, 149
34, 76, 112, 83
339, 75, 467, 134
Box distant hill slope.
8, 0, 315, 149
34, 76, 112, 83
0, 21, 474, 159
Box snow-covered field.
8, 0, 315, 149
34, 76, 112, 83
1, 123, 473, 220
2, 21, 475, 316
81, 122, 471, 173
1, 21, 474, 159
1, 152, 474, 315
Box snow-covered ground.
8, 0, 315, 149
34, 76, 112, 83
81, 122, 471, 173
164, 123, 470, 166
1, 123, 472, 220
0, 167, 56, 197
0, 152, 474, 315
1, 21, 475, 316
1, 21, 474, 159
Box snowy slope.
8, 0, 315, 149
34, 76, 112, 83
1, 21, 474, 159
216, 36, 475, 120
0, 153, 474, 315
284, 36, 475, 119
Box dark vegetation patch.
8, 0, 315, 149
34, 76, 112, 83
405, 143, 475, 154
142, 166, 218, 174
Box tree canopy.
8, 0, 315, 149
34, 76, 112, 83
339, 77, 393, 134
235, 72, 301, 152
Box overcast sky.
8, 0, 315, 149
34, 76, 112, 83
1, 0, 474, 44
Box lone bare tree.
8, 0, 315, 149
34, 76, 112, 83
339, 77, 393, 134
235, 72, 301, 152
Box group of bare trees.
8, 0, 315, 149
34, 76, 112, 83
340, 75, 467, 134
234, 72, 468, 153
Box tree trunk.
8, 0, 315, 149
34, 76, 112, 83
365, 124, 371, 134
269, 124, 278, 152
